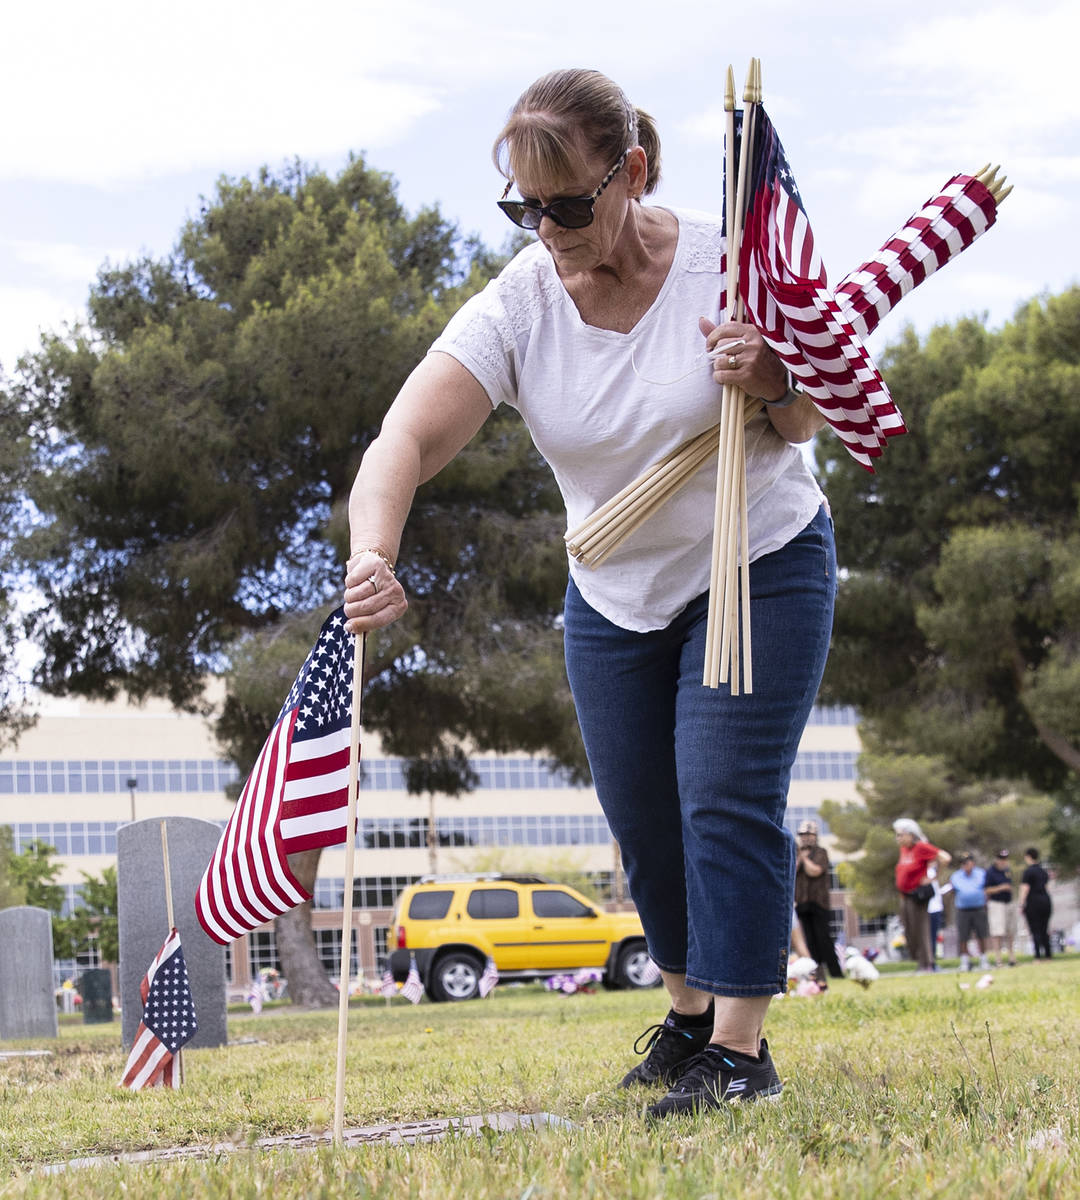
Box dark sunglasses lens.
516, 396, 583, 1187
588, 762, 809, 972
548, 199, 594, 229
497, 201, 532, 228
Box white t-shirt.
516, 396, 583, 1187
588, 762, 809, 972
429, 207, 825, 632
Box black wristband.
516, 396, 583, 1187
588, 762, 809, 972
762, 372, 800, 408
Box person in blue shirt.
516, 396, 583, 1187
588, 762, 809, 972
950, 853, 990, 971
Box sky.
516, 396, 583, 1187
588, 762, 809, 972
2, 0, 1079, 376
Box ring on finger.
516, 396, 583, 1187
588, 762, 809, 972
368, 573, 379, 595
727, 354, 738, 367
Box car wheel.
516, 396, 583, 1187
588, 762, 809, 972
616, 940, 660, 989
431, 952, 483, 1002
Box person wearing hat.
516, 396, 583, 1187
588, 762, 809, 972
984, 849, 1018, 967
794, 819, 843, 985
950, 853, 991, 972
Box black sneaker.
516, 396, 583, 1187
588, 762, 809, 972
646, 1040, 783, 1117
619, 1009, 713, 1088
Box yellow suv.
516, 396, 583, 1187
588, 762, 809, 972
388, 874, 657, 1001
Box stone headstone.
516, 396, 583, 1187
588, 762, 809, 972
0, 906, 59, 1041
79, 968, 114, 1024
117, 817, 227, 1050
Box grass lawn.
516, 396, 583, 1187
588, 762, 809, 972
1, 958, 1077, 1197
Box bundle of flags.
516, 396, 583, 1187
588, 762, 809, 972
725, 106, 1003, 471
120, 928, 198, 1090
195, 608, 358, 944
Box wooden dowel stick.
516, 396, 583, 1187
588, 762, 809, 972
160, 821, 175, 930
333, 633, 366, 1148
586, 437, 719, 565
569, 430, 717, 557
159, 819, 184, 1084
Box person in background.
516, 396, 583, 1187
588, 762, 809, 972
790, 906, 811, 961
950, 853, 990, 972
794, 820, 842, 987
343, 67, 835, 1118
893, 818, 951, 973
926, 863, 950, 970
984, 848, 1018, 967
1020, 847, 1053, 960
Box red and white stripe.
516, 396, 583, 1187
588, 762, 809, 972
836, 175, 999, 339
195, 711, 311, 945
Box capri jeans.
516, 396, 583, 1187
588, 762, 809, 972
564, 505, 836, 997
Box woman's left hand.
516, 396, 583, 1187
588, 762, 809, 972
699, 316, 787, 402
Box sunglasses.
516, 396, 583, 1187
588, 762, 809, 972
497, 150, 629, 230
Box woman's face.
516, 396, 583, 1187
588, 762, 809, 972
896, 831, 915, 849
513, 137, 636, 274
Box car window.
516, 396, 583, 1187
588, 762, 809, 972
407, 890, 454, 920
532, 889, 594, 919
466, 888, 519, 919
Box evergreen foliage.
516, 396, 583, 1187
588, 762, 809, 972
818, 289, 1080, 890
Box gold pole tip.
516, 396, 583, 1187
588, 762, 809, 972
743, 60, 755, 103
725, 66, 735, 111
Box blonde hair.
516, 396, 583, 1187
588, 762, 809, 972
492, 68, 662, 195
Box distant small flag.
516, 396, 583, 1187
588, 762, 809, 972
401, 957, 424, 1005
639, 957, 662, 986
246, 979, 264, 1015
380, 968, 397, 1000
478, 957, 499, 998
120, 929, 198, 1090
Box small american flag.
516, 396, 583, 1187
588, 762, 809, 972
401, 958, 425, 1004
380, 968, 397, 1000
730, 106, 905, 471
639, 956, 662, 986
478, 957, 499, 998
195, 608, 360, 944
119, 929, 198, 1089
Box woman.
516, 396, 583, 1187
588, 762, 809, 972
1020, 847, 1053, 959
343, 68, 835, 1117
892, 818, 951, 972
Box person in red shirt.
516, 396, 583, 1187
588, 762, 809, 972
893, 818, 952, 972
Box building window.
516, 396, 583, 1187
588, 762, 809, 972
249, 930, 281, 976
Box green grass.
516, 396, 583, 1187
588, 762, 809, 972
2, 960, 1078, 1198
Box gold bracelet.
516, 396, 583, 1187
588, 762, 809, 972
352, 546, 396, 574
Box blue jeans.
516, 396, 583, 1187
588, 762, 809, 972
564, 506, 836, 997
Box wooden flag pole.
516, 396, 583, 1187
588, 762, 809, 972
159, 819, 183, 1084
703, 66, 740, 687
333, 632, 366, 1147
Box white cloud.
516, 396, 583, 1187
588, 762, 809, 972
6, 239, 122, 285
0, 285, 85, 374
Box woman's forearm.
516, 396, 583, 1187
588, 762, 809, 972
766, 393, 827, 445
347, 429, 423, 563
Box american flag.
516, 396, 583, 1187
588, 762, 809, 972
478, 957, 499, 998
380, 968, 397, 1000
639, 956, 662, 986
119, 929, 198, 1089
195, 608, 361, 944
401, 957, 425, 1004
729, 106, 905, 471
835, 173, 1001, 339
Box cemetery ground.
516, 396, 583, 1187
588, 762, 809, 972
2, 959, 1078, 1198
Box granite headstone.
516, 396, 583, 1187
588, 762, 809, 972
79, 967, 114, 1024
117, 817, 227, 1050
0, 906, 59, 1040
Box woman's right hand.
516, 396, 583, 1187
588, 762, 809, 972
343, 550, 408, 634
